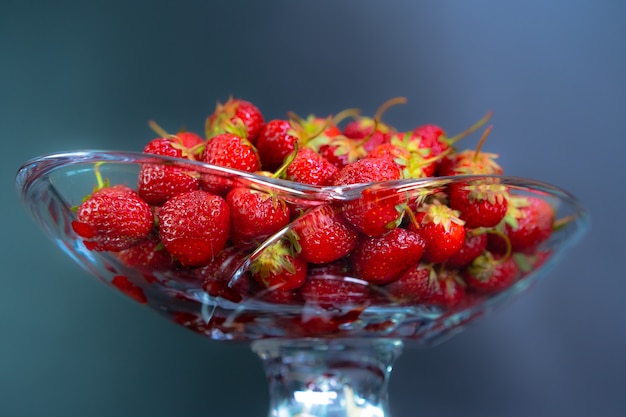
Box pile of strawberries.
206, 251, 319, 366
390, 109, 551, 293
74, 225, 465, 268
71, 97, 557, 320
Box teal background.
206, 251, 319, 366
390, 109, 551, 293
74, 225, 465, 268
2, 1, 625, 416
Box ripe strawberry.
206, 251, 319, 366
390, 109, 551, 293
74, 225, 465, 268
317, 98, 402, 169
72, 184, 154, 252
438, 126, 503, 177
142, 131, 204, 160
425, 268, 467, 308
255, 119, 300, 172
200, 246, 251, 303
445, 231, 488, 269
202, 132, 260, 173
299, 275, 369, 309
290, 204, 359, 264
205, 97, 265, 144
285, 147, 339, 186
410, 202, 466, 263
116, 233, 174, 273
200, 132, 260, 194
111, 275, 147, 304
158, 190, 231, 267
448, 180, 509, 228
137, 164, 200, 206
138, 134, 202, 205
463, 251, 520, 293
249, 240, 307, 291
411, 124, 449, 165
490, 196, 555, 254
334, 157, 404, 236
350, 228, 425, 285
225, 186, 291, 246
383, 262, 438, 305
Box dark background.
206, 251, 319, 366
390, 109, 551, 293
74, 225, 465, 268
2, 1, 625, 416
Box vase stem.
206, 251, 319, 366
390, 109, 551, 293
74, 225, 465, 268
252, 338, 403, 417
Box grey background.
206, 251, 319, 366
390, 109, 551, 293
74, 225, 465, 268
2, 1, 625, 416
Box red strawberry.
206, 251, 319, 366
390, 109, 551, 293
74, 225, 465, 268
205, 97, 265, 144
383, 262, 438, 305
445, 231, 488, 269
116, 233, 174, 273
158, 190, 231, 267
285, 147, 339, 186
448, 180, 509, 228
350, 228, 425, 285
463, 251, 520, 293
299, 275, 369, 309
317, 98, 403, 169
72, 184, 154, 252
334, 157, 404, 236
438, 126, 503, 177
249, 240, 307, 291
425, 269, 467, 308
200, 246, 251, 303
225, 186, 291, 246
255, 119, 300, 172
138, 134, 202, 205
411, 124, 449, 165
202, 132, 260, 173
137, 164, 199, 206
491, 196, 555, 253
111, 275, 147, 304
410, 202, 466, 263
200, 132, 260, 194
290, 205, 359, 264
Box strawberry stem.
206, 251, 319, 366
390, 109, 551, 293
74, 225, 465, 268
473, 125, 493, 163
273, 140, 300, 179
373, 97, 407, 122
148, 120, 170, 138
553, 214, 577, 231
332, 108, 361, 126
93, 162, 106, 190
447, 110, 494, 146
485, 228, 512, 263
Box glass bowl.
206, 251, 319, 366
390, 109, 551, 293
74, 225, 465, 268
16, 150, 588, 417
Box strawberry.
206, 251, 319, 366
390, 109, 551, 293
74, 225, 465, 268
116, 233, 174, 273
445, 230, 488, 269
491, 196, 555, 254
249, 240, 307, 291
334, 157, 404, 236
138, 134, 202, 205
202, 132, 260, 173
225, 186, 291, 246
137, 164, 200, 206
290, 204, 359, 264
410, 202, 466, 263
255, 119, 300, 172
463, 251, 520, 293
316, 98, 403, 169
158, 190, 231, 267
383, 262, 438, 305
200, 246, 251, 303
72, 184, 154, 252
205, 97, 265, 144
350, 228, 425, 285
111, 275, 147, 304
285, 147, 339, 186
299, 275, 369, 309
200, 132, 261, 194
425, 268, 467, 308
438, 126, 503, 177
448, 179, 509, 229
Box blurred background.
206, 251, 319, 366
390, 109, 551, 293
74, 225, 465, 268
2, 1, 625, 416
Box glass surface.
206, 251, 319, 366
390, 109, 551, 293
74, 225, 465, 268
16, 150, 589, 417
